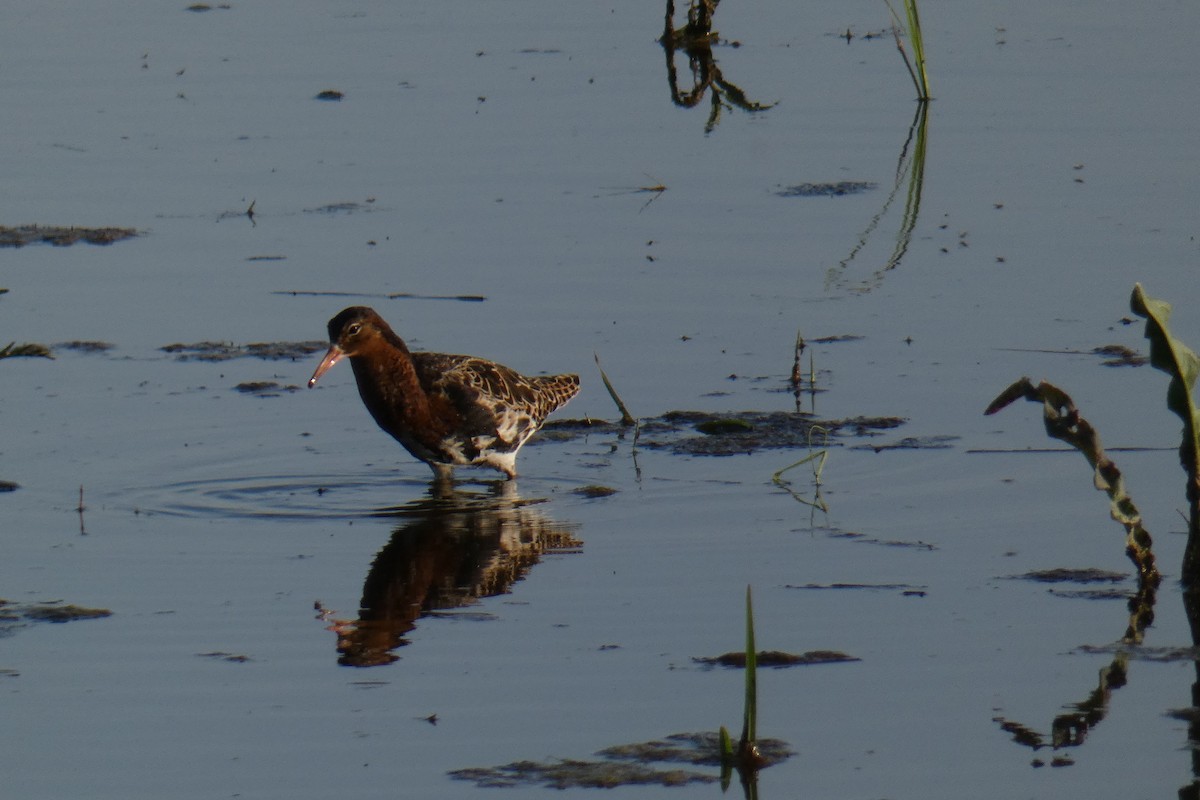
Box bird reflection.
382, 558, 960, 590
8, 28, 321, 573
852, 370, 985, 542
325, 481, 581, 667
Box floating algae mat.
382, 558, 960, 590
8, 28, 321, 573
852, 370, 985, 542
0, 225, 137, 247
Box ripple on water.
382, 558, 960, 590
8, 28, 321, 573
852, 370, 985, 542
126, 472, 567, 521
128, 472, 434, 520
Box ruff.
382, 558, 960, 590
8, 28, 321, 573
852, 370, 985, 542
308, 306, 579, 480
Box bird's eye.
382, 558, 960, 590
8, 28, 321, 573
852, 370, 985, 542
347, 323, 362, 337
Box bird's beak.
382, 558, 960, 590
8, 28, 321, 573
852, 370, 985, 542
308, 344, 345, 388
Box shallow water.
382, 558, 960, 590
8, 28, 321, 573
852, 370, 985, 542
3, 0, 1200, 797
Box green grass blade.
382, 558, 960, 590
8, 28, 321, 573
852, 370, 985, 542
740, 585, 757, 747
903, 0, 930, 99
884, 0, 931, 100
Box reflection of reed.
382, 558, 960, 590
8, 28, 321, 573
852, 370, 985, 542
1183, 593, 1200, 798
826, 101, 929, 292
993, 580, 1155, 762
329, 483, 581, 667
659, 0, 773, 133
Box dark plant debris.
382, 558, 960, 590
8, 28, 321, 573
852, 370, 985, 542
315, 89, 345, 101
0, 342, 53, 360
0, 600, 112, 629
274, 289, 486, 302
599, 732, 792, 768
809, 334, 865, 344
1010, 568, 1127, 584
1093, 344, 1146, 367
786, 582, 926, 592
1076, 644, 1200, 663
302, 200, 373, 214
696, 418, 754, 435
851, 434, 959, 452
776, 181, 877, 198
450, 731, 792, 789
825, 529, 937, 550
0, 481, 19, 492
0, 225, 137, 248
544, 411, 905, 456
233, 381, 301, 396
450, 759, 714, 789
1047, 588, 1132, 600
22, 604, 112, 623
197, 651, 252, 663
572, 485, 618, 498
694, 649, 860, 669
161, 340, 326, 362
55, 340, 115, 354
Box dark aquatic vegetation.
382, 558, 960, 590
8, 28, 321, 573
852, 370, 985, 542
0, 225, 137, 248
161, 340, 327, 361
450, 758, 716, 789
233, 381, 301, 396
1012, 568, 1127, 584
197, 651, 251, 663
544, 411, 906, 456
1, 600, 112, 637
450, 732, 794, 789
851, 434, 959, 451
775, 181, 878, 198
0, 342, 52, 359
54, 340, 115, 354
694, 649, 860, 668
572, 485, 618, 498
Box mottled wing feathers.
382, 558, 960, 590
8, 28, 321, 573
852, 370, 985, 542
411, 353, 579, 449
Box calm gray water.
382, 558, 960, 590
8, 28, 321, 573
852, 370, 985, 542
3, 0, 1199, 797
